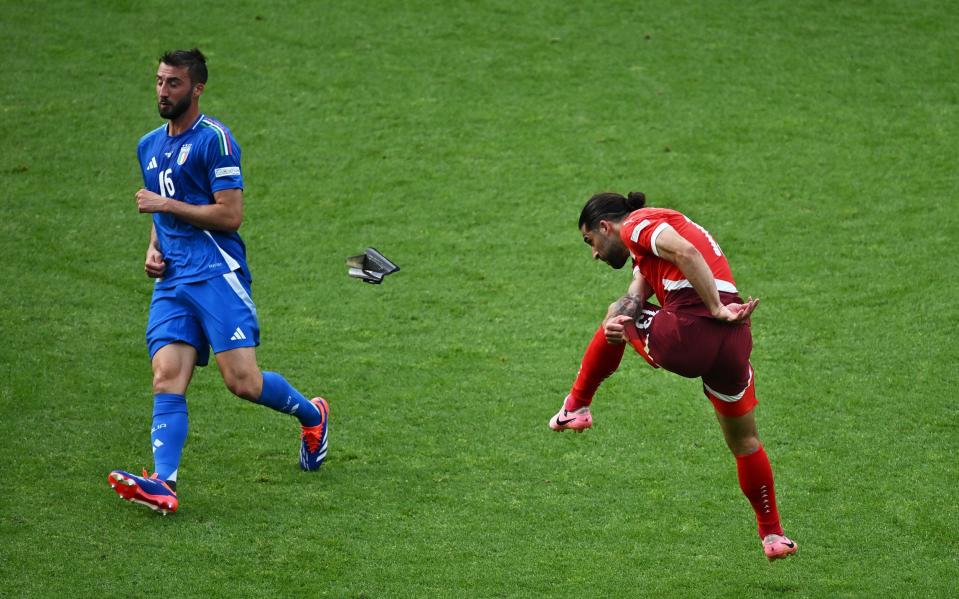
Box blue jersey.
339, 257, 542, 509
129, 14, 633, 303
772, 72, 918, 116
137, 114, 250, 289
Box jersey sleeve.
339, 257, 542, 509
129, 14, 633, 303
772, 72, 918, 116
202, 128, 244, 193
620, 212, 670, 258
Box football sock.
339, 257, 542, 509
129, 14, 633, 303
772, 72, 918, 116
566, 325, 625, 411
257, 371, 322, 427
151, 393, 188, 484
735, 444, 784, 538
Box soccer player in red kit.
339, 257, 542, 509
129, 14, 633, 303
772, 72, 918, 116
549, 191, 797, 560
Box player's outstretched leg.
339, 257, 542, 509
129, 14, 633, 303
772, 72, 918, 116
300, 397, 330, 471
569, 326, 625, 406
107, 469, 179, 515
550, 322, 632, 432
549, 395, 593, 432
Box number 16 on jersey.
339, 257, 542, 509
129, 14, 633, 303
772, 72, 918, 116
158, 168, 175, 197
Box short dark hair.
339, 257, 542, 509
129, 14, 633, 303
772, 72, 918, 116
159, 48, 208, 85
579, 191, 647, 230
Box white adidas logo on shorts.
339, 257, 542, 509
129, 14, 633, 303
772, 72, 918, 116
230, 327, 247, 341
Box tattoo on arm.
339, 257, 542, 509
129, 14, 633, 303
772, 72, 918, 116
611, 294, 641, 319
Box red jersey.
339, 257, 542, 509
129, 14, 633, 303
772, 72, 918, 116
620, 208, 739, 313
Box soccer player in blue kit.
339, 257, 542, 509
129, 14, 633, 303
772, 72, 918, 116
108, 49, 329, 514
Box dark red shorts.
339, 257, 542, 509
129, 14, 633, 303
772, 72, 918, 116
628, 304, 758, 417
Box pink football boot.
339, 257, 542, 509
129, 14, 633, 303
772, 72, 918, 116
763, 534, 798, 560
549, 405, 593, 432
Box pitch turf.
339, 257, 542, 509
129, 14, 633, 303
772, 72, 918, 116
1, 0, 957, 596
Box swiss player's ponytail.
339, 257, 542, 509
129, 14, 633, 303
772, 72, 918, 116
625, 191, 646, 210
579, 191, 646, 231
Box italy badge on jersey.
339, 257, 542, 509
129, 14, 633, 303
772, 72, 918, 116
176, 144, 192, 166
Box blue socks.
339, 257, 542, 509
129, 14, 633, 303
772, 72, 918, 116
257, 371, 322, 427
151, 393, 188, 483
148, 375, 316, 484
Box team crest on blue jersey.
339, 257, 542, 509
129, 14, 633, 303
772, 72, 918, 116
176, 144, 192, 166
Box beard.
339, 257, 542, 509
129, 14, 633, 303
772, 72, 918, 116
158, 91, 193, 120
603, 245, 630, 269
604, 248, 629, 270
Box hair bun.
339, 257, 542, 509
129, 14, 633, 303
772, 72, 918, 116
626, 191, 646, 209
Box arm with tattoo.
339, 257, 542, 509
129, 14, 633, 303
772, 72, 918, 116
610, 293, 642, 319
603, 273, 653, 344
606, 273, 651, 322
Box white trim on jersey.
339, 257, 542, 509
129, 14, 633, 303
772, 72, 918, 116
630, 219, 651, 242
703, 367, 753, 403
222, 271, 258, 320
662, 277, 738, 293
203, 230, 241, 272
649, 222, 670, 257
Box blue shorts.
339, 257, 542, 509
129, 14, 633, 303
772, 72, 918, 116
146, 271, 260, 366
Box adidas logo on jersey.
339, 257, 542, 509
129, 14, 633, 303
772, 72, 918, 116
147, 156, 158, 170
230, 327, 247, 341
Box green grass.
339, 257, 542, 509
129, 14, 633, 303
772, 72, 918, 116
1, 0, 957, 596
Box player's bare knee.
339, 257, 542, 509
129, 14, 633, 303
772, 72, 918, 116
225, 378, 257, 401
728, 436, 761, 456
152, 366, 185, 394
223, 371, 261, 401
151, 375, 170, 395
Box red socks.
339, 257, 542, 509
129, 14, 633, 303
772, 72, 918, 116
568, 324, 784, 539
565, 326, 625, 411
568, 325, 784, 539
735, 445, 784, 538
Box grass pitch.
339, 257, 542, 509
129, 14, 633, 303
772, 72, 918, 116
1, 0, 957, 596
